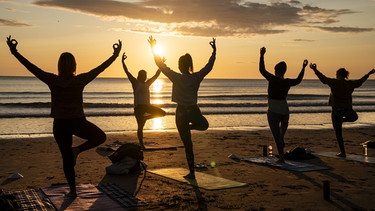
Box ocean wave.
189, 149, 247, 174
2, 105, 375, 118
1, 100, 374, 109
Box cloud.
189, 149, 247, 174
32, 0, 373, 37
316, 26, 374, 33
293, 39, 315, 42
0, 18, 31, 27
301, 5, 355, 24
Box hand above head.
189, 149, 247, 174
113, 40, 122, 56
260, 47, 266, 56
209, 38, 216, 52
148, 36, 156, 50
368, 68, 375, 76
302, 59, 308, 68
154, 54, 166, 65
122, 52, 127, 62
6, 35, 18, 54
309, 63, 317, 71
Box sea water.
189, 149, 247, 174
1, 76, 375, 138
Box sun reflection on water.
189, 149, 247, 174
149, 117, 164, 130
151, 79, 163, 92
150, 79, 166, 130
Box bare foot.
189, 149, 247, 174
65, 191, 77, 198
276, 158, 285, 164
336, 152, 346, 158
183, 172, 196, 180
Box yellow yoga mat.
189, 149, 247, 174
148, 167, 248, 190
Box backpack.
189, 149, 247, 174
106, 143, 144, 174
284, 147, 316, 160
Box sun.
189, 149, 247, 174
153, 44, 164, 57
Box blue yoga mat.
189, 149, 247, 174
240, 156, 329, 172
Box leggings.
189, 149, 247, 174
53, 117, 106, 192
176, 104, 209, 173
267, 110, 289, 158
331, 108, 358, 154
134, 104, 166, 143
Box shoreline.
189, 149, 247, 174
2, 111, 375, 140
1, 122, 374, 140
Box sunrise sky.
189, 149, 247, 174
1, 0, 374, 79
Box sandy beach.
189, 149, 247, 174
1, 126, 374, 210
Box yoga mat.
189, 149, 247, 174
98, 183, 147, 208
241, 156, 330, 172
6, 188, 55, 211
312, 151, 375, 164
148, 167, 248, 190
143, 142, 183, 151
42, 183, 146, 210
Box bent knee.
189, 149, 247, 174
194, 122, 209, 131
97, 132, 107, 144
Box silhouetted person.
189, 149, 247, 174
148, 36, 216, 179
259, 47, 308, 163
310, 63, 375, 157
6, 36, 122, 197
121, 52, 166, 149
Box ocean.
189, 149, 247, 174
1, 76, 375, 138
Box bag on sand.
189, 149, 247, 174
284, 147, 316, 160
106, 143, 144, 175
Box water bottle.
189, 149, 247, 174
363, 144, 368, 156
268, 145, 273, 157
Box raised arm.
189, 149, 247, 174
6, 36, 53, 83
259, 47, 273, 80
121, 52, 137, 85
368, 69, 375, 76
196, 38, 217, 78
148, 36, 167, 69
296, 59, 308, 81
146, 69, 161, 85
309, 63, 330, 84
353, 68, 375, 88
81, 40, 122, 82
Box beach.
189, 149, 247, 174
1, 126, 374, 210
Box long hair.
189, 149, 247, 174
58, 52, 76, 77
178, 53, 193, 74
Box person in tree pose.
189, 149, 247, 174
310, 63, 374, 157
6, 35, 122, 197
121, 51, 166, 149
148, 36, 216, 179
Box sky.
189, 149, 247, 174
1, 0, 374, 79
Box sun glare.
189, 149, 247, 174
153, 44, 164, 57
